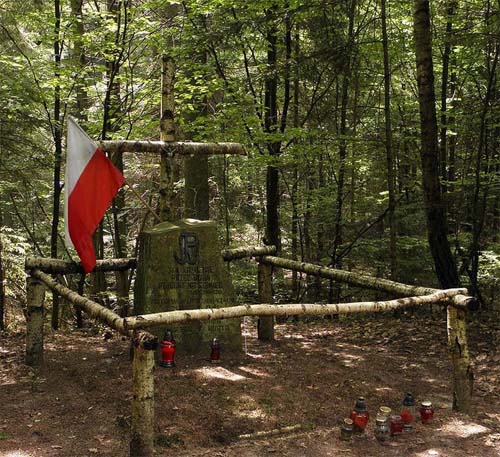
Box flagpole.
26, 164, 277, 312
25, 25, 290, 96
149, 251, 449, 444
124, 181, 162, 224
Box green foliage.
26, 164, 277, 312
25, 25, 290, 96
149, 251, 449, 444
0, 0, 499, 316
1, 228, 31, 303
478, 248, 500, 306
479, 249, 500, 284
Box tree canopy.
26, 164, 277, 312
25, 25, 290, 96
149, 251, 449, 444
0, 0, 499, 328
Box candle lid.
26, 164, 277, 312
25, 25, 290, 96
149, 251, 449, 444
163, 329, 174, 341
403, 393, 415, 406
343, 418, 354, 426
379, 406, 392, 414
354, 397, 367, 412
421, 400, 432, 407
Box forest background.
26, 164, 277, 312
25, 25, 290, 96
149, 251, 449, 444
0, 0, 499, 330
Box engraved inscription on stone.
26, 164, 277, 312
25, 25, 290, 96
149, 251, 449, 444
153, 265, 223, 292
134, 219, 241, 355
174, 232, 199, 265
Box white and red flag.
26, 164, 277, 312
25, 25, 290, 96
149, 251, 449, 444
65, 117, 125, 273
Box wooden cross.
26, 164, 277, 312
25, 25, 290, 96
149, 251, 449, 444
98, 140, 245, 156
98, 56, 245, 222
98, 138, 246, 221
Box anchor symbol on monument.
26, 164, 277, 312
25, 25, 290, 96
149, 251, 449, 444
174, 232, 199, 265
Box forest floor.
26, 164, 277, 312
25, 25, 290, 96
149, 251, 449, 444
1, 310, 500, 457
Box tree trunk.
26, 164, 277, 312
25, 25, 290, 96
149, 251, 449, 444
304, 168, 315, 299
493, 128, 500, 243
26, 277, 45, 366
315, 153, 325, 298
381, 0, 397, 279
447, 57, 458, 232
130, 333, 157, 457
439, 1, 457, 193
70, 0, 88, 325
223, 155, 231, 246
291, 161, 299, 298
0, 209, 5, 330
257, 262, 274, 340
159, 54, 176, 222
330, 0, 356, 301
291, 31, 300, 299
447, 306, 473, 413
184, 153, 209, 219
104, 0, 129, 317
413, 0, 459, 288
70, 0, 88, 118
50, 0, 63, 330
264, 7, 281, 252
185, 49, 210, 220
331, 80, 348, 273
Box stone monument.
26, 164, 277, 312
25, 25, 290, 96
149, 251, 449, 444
134, 219, 241, 355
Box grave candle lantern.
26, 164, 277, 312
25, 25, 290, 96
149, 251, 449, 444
210, 337, 220, 363
340, 418, 354, 441
419, 401, 434, 424
389, 415, 404, 436
159, 329, 176, 368
349, 397, 369, 433
375, 418, 390, 442
401, 392, 416, 432
376, 406, 392, 423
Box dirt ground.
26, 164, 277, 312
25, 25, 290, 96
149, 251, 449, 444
1, 311, 500, 457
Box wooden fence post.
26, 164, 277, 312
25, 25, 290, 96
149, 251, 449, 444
447, 305, 473, 413
130, 332, 157, 457
26, 276, 45, 367
257, 261, 274, 340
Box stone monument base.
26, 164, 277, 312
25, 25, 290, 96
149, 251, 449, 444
134, 219, 241, 357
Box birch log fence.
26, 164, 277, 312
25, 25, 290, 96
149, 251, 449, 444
24, 245, 476, 457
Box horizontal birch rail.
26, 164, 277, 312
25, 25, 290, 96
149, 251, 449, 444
123, 288, 467, 331
450, 294, 479, 311
221, 245, 277, 261
238, 424, 304, 440
30, 269, 128, 335
25, 253, 477, 310
260, 256, 443, 296
259, 255, 436, 295
259, 256, 478, 310
25, 245, 276, 274
98, 140, 246, 156
25, 257, 137, 274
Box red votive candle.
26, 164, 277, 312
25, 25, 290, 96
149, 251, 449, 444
210, 337, 220, 363
160, 330, 175, 368
390, 415, 404, 436
401, 392, 416, 432
420, 401, 434, 424
349, 397, 369, 433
